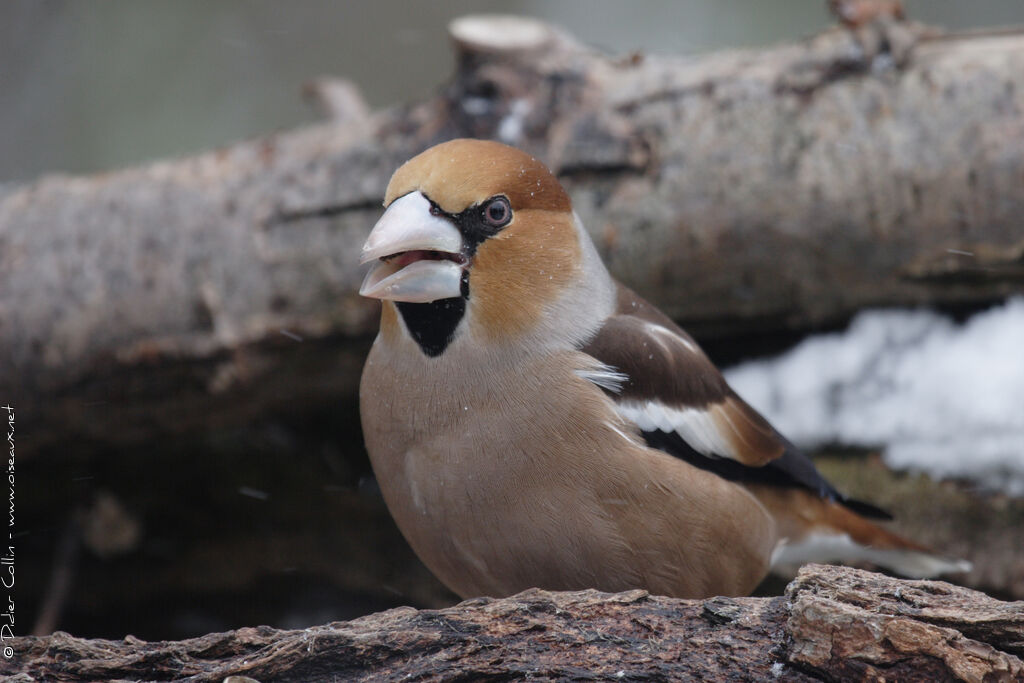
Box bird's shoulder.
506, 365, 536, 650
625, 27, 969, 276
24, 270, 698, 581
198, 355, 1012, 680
580, 284, 783, 468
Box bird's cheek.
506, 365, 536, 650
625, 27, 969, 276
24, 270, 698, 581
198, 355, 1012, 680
467, 236, 573, 340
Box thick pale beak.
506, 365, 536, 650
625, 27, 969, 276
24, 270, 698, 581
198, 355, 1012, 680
359, 191, 466, 303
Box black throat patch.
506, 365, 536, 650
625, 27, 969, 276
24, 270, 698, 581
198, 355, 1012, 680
396, 298, 466, 357
395, 271, 469, 357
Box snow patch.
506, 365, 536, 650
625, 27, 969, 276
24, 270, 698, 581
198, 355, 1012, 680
724, 298, 1024, 494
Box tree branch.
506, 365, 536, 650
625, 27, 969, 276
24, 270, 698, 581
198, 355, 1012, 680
6, 565, 1022, 682
3, 16, 1023, 454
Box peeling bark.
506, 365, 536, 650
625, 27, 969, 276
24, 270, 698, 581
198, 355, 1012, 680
785, 566, 1024, 681
5, 565, 1022, 682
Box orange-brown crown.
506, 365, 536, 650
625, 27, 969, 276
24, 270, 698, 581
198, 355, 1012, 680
385, 139, 571, 214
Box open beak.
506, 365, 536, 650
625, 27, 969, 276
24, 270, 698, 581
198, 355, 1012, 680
359, 191, 466, 303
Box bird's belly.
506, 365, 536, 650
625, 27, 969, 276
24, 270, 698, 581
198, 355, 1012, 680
366, 411, 609, 598
360, 353, 628, 596
360, 344, 776, 599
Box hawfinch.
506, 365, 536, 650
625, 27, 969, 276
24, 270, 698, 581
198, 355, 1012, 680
359, 139, 967, 599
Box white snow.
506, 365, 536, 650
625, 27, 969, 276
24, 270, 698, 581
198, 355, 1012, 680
724, 297, 1024, 494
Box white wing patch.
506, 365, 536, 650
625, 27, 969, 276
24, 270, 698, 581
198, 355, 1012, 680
771, 532, 973, 578
575, 363, 628, 394
616, 400, 739, 460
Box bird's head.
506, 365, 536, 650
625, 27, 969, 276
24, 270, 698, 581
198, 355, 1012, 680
360, 139, 611, 356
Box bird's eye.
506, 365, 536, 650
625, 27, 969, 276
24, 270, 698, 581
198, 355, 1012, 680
482, 196, 512, 228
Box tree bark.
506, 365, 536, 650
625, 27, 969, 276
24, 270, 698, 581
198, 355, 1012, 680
2, 16, 1024, 454
5, 565, 1022, 682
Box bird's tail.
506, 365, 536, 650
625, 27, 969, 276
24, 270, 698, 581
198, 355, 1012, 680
750, 486, 972, 578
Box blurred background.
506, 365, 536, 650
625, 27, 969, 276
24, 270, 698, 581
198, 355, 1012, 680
4, 0, 1023, 645
2, 0, 1022, 181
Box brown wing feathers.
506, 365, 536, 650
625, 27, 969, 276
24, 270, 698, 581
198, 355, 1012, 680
708, 395, 785, 467
581, 284, 892, 520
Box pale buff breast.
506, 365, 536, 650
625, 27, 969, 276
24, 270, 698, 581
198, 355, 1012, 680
360, 329, 778, 599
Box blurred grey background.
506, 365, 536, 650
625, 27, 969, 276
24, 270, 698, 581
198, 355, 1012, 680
1, 0, 1020, 182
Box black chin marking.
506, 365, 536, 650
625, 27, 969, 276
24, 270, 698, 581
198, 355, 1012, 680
396, 298, 465, 357
396, 273, 470, 357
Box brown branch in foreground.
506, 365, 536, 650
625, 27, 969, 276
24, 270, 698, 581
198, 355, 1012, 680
5, 565, 1022, 682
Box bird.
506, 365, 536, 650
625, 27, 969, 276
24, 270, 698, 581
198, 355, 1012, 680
358, 138, 968, 600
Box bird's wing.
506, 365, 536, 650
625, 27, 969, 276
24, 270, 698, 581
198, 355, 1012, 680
579, 285, 890, 520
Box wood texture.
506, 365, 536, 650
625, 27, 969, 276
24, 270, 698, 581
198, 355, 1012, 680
2, 16, 1023, 454
5, 565, 1022, 682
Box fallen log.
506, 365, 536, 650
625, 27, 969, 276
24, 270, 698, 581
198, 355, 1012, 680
2, 15, 1024, 454
5, 565, 1022, 682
